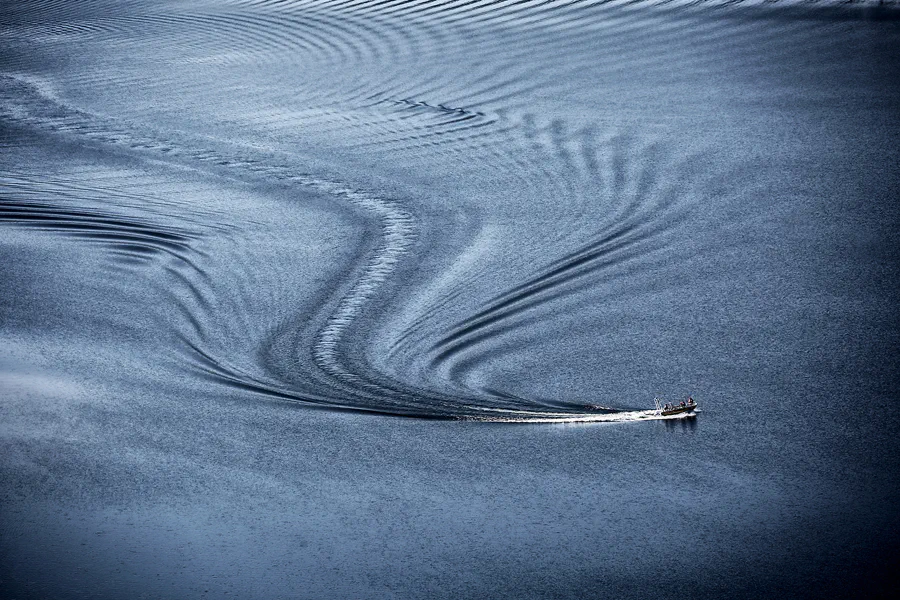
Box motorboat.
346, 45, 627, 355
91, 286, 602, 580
654, 397, 697, 416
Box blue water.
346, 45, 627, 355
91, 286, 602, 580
2, 1, 899, 597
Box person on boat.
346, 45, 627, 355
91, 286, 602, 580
688, 397, 694, 405
680, 401, 685, 407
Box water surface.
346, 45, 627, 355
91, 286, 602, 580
2, 1, 899, 597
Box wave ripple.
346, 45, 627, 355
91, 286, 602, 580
7, 0, 885, 420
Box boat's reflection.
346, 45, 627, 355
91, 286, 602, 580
663, 415, 698, 432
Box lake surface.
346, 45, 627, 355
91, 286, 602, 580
2, 1, 899, 597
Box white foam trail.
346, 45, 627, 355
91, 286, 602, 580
462, 408, 700, 423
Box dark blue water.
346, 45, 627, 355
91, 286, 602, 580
2, 1, 900, 597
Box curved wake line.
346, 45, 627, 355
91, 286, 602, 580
0, 72, 418, 393
0, 72, 685, 425
309, 187, 417, 383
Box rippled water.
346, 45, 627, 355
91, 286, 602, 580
2, 1, 900, 598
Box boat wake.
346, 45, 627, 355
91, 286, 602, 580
2, 73, 647, 422
0, 0, 788, 422
465, 408, 700, 424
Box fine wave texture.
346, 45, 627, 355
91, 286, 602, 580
2, 0, 897, 422
4, 2, 900, 599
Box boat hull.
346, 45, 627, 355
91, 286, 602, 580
660, 405, 697, 416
